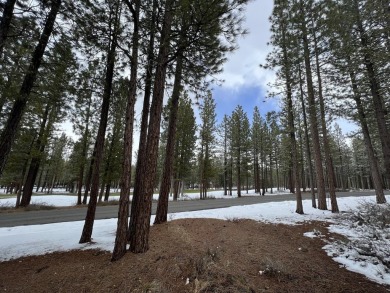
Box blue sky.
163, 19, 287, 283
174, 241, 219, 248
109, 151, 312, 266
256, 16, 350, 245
209, 0, 277, 123
212, 85, 280, 123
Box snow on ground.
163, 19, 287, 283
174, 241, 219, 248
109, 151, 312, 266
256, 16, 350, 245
0, 188, 290, 207
0, 194, 389, 286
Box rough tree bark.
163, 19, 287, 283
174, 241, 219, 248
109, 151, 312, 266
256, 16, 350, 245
77, 96, 92, 205
349, 67, 386, 204
300, 3, 327, 210
128, 0, 158, 241
354, 1, 390, 184
0, 0, 61, 177
154, 53, 183, 225
280, 17, 303, 214
111, 0, 140, 261
312, 27, 339, 213
79, 3, 119, 243
128, 0, 174, 253
298, 65, 316, 208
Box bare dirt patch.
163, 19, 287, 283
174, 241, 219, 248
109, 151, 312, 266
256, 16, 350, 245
0, 219, 388, 292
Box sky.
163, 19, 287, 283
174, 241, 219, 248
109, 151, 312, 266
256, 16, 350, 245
210, 0, 276, 123
1, 192, 389, 285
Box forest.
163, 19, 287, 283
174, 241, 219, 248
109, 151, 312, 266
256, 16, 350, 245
0, 0, 389, 260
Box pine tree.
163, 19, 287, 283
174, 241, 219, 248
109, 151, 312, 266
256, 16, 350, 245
252, 107, 262, 194
199, 92, 217, 199
269, 0, 303, 212
112, 0, 141, 261
0, 0, 17, 57
0, 0, 62, 177
129, 0, 176, 253
230, 105, 250, 197
79, 0, 121, 244
298, 0, 327, 210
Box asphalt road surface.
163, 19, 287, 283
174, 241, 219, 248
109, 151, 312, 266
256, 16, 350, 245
0, 190, 382, 227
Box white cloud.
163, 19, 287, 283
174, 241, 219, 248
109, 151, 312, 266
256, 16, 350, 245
216, 0, 275, 90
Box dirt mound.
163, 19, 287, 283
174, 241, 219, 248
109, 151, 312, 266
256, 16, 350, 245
0, 219, 388, 292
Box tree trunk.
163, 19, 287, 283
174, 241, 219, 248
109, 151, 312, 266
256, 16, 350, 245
128, 0, 174, 254
98, 180, 105, 203
154, 53, 184, 225
229, 157, 233, 195
35, 166, 44, 192
280, 16, 303, 213
0, 0, 61, 177
0, 0, 17, 58
298, 65, 316, 208
15, 157, 30, 208
126, 0, 158, 243
300, 5, 327, 210
349, 69, 386, 204
269, 149, 273, 193
99, 125, 118, 203
77, 96, 92, 205
82, 150, 94, 204
354, 0, 390, 184
20, 104, 51, 207
132, 0, 158, 186
79, 3, 119, 243
104, 183, 111, 201
41, 167, 50, 192
312, 27, 338, 213
224, 122, 228, 195
237, 147, 241, 197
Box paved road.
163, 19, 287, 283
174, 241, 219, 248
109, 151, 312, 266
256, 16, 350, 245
0, 191, 381, 227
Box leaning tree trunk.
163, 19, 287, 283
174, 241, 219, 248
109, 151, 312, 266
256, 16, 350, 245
0, 0, 61, 177
154, 53, 183, 225
349, 68, 386, 204
313, 28, 339, 213
128, 0, 174, 253
300, 7, 327, 210
79, 5, 119, 243
0, 0, 17, 58
112, 0, 140, 262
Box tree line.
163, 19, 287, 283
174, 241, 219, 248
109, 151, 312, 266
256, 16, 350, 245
0, 0, 388, 261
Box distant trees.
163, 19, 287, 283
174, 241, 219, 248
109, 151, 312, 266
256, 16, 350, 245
265, 0, 387, 207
